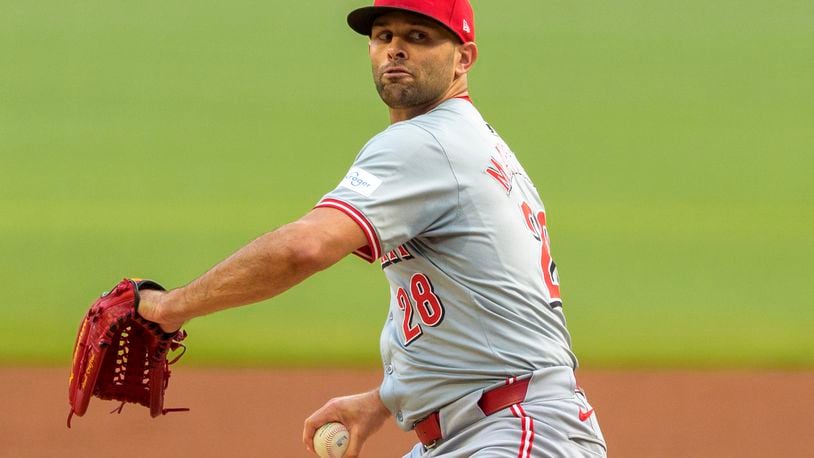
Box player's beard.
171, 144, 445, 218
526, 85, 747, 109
374, 54, 455, 109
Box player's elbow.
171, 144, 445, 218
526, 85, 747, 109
289, 240, 331, 274
280, 222, 339, 274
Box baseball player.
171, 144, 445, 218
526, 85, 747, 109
138, 0, 607, 456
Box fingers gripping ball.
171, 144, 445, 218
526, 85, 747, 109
314, 422, 350, 458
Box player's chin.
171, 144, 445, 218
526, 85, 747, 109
377, 84, 414, 106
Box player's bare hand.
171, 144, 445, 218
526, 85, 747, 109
303, 389, 390, 457
137, 289, 185, 333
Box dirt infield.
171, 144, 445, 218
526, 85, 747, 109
1, 368, 812, 457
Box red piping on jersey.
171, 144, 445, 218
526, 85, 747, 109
315, 198, 382, 262
455, 95, 473, 104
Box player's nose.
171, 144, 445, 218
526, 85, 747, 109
386, 39, 408, 61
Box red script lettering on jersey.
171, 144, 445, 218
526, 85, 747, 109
485, 158, 512, 194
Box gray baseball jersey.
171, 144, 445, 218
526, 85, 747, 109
316, 97, 577, 431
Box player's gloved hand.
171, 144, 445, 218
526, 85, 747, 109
138, 288, 185, 333
67, 279, 189, 426
303, 389, 390, 458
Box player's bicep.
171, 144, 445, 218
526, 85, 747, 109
296, 207, 373, 267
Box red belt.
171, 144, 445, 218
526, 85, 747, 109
414, 378, 530, 448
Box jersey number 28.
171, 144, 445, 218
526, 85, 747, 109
396, 273, 445, 346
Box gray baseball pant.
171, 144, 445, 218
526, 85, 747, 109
403, 366, 607, 457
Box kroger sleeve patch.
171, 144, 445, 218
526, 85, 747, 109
339, 167, 382, 197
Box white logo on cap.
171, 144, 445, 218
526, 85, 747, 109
462, 19, 471, 33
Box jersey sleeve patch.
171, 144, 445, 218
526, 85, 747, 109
339, 167, 382, 197
315, 198, 382, 263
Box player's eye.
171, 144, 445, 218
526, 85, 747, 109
374, 31, 392, 42
409, 30, 428, 42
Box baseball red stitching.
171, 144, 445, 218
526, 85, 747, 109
322, 424, 344, 457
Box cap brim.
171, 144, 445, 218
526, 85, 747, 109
347, 6, 403, 37
347, 6, 461, 41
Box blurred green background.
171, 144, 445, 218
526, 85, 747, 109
1, 0, 812, 368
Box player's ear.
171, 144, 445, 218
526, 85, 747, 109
455, 42, 478, 77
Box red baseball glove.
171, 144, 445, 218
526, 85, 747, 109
67, 278, 188, 427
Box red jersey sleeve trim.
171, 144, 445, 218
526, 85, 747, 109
315, 198, 382, 263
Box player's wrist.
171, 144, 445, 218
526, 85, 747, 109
157, 288, 188, 331
366, 389, 391, 421
139, 288, 185, 332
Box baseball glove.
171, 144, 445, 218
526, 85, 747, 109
67, 278, 188, 427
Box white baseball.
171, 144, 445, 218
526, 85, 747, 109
313, 422, 350, 458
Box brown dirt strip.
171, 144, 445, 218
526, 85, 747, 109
1, 368, 812, 457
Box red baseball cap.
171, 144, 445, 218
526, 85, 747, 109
347, 0, 475, 44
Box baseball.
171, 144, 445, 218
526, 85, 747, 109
313, 422, 350, 458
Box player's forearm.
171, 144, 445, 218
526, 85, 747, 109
137, 208, 366, 330
159, 221, 333, 323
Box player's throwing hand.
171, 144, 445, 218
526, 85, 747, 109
303, 390, 390, 458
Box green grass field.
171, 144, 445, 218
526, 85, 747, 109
1, 0, 812, 367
